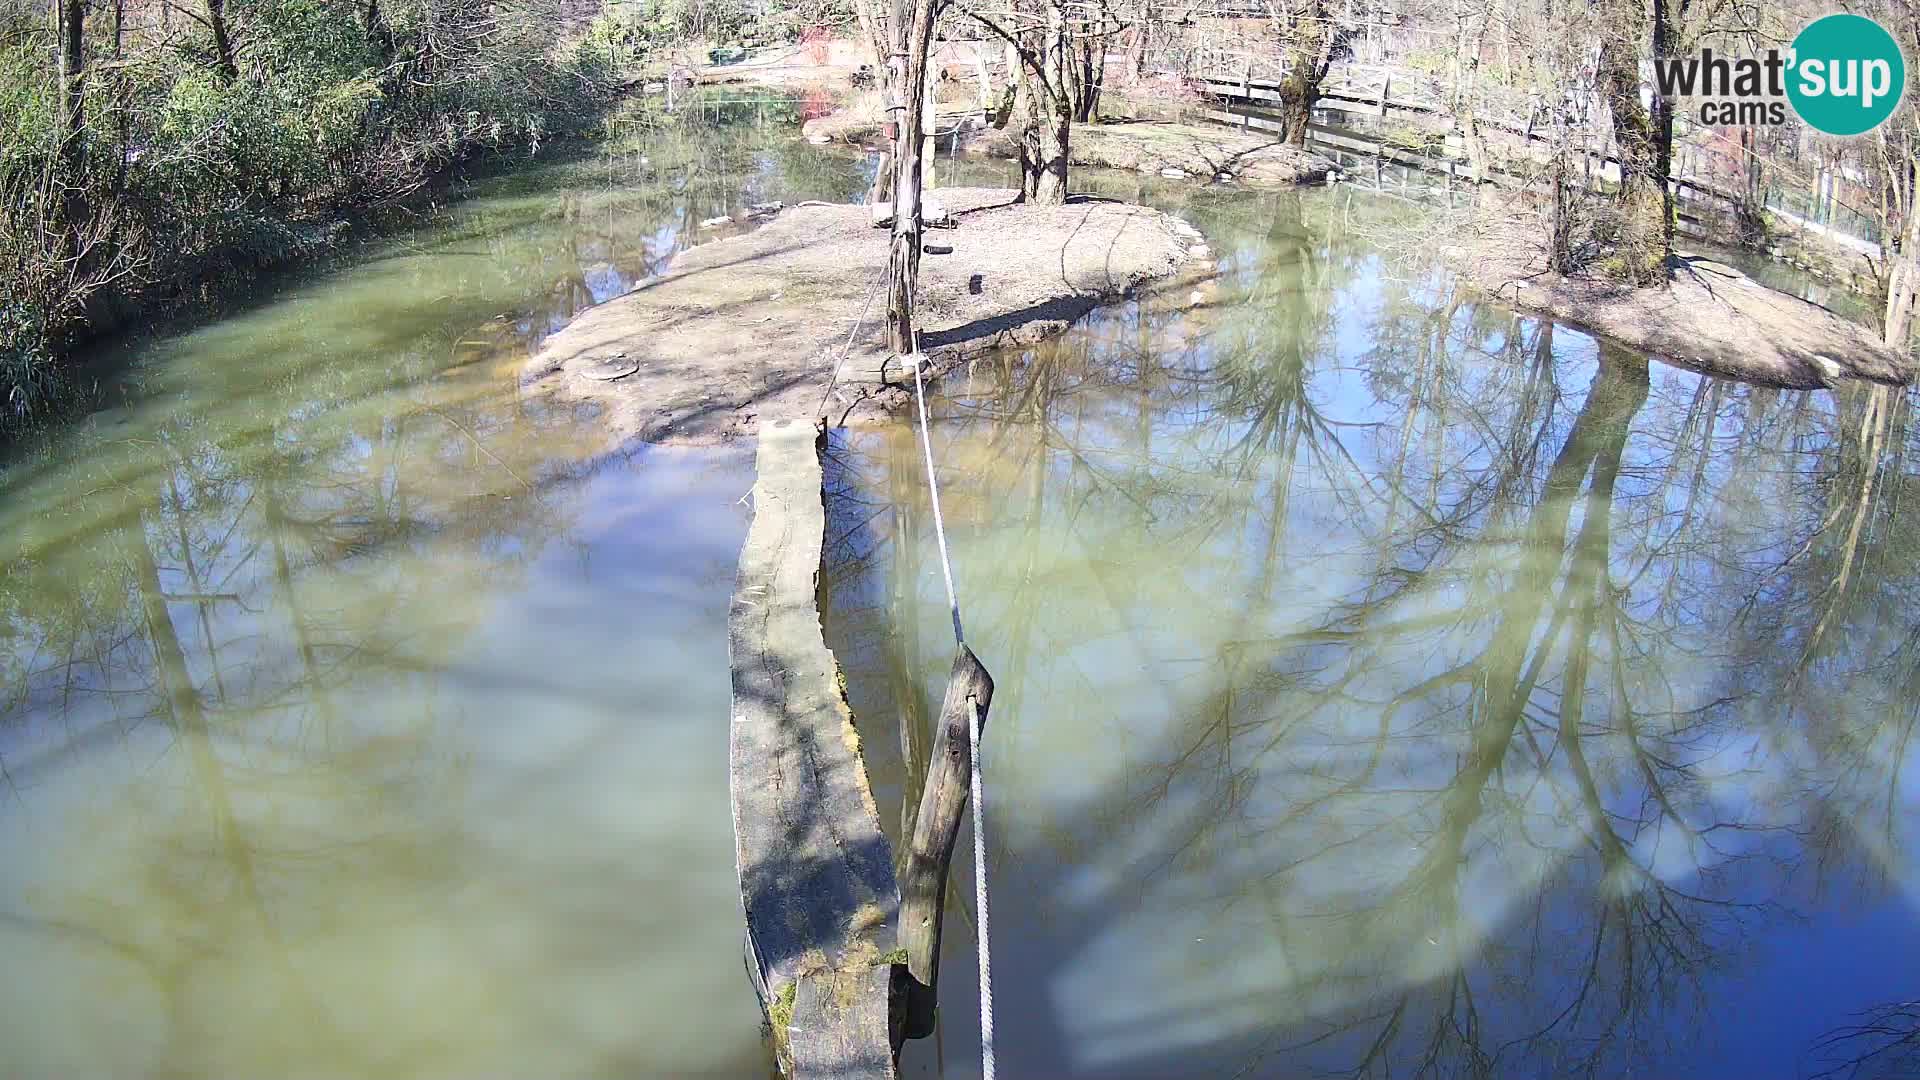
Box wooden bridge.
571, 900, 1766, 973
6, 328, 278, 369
1193, 64, 1755, 230
1192, 58, 1883, 257
1195, 63, 1447, 122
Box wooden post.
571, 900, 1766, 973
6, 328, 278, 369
1377, 73, 1390, 117
923, 47, 938, 197
897, 644, 995, 1041
1241, 61, 1252, 130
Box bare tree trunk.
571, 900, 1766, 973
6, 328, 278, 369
1597, 0, 1673, 285
364, 0, 395, 59
883, 0, 941, 352
1033, 0, 1071, 202
1126, 7, 1148, 83
206, 0, 239, 81
1005, 48, 1042, 200
108, 0, 132, 194
852, 0, 888, 69
1003, 25, 1069, 203
1274, 75, 1316, 145
1885, 183, 1919, 349
1451, 4, 1489, 192
1273, 0, 1332, 146
56, 0, 85, 173
973, 0, 1074, 203
1033, 94, 1069, 202
1548, 100, 1576, 273
1735, 124, 1767, 246
54, 0, 89, 253
1068, 0, 1109, 123
1011, 76, 1044, 199
922, 47, 937, 195
871, 149, 894, 205
1071, 54, 1103, 122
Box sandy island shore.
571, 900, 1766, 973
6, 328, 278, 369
520, 187, 1208, 444
967, 119, 1337, 186
1447, 215, 1908, 390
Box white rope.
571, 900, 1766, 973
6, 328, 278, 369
907, 330, 995, 1080
909, 332, 965, 645
816, 269, 888, 420
966, 693, 995, 1080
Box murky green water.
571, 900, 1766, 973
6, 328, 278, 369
5, 93, 1914, 1080
825, 191, 1920, 1078
0, 94, 867, 1079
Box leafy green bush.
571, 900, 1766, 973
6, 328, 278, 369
0, 300, 61, 426
0, 0, 630, 437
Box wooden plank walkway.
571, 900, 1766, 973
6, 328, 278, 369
729, 418, 901, 1078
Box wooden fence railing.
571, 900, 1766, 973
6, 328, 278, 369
1191, 58, 1881, 252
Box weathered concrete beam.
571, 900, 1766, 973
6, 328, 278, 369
729, 418, 901, 1078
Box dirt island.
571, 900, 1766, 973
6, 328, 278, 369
968, 119, 1338, 187
1447, 214, 1910, 390
520, 187, 1209, 444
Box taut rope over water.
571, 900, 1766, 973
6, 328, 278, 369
908, 329, 996, 1080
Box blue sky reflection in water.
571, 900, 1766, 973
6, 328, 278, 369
823, 187, 1920, 1079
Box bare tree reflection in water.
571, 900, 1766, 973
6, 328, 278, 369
823, 188, 1920, 1078
0, 379, 571, 1072
0, 98, 838, 1075
1811, 1000, 1920, 1080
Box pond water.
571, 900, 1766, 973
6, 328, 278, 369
823, 190, 1920, 1078
3, 93, 1913, 1080
0, 93, 865, 1079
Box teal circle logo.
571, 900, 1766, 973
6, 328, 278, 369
1787, 14, 1906, 136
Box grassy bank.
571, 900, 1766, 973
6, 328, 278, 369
0, 0, 674, 435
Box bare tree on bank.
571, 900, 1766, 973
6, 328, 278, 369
1065, 0, 1118, 122
1596, 0, 1677, 285
964, 0, 1118, 203
205, 0, 240, 81
880, 0, 1123, 347
53, 0, 90, 243
852, 0, 891, 67
1267, 0, 1345, 145
1872, 2, 1920, 350
1885, 190, 1919, 349
54, 0, 84, 177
